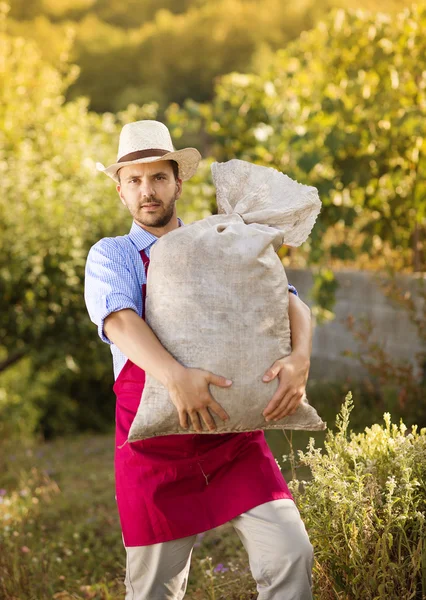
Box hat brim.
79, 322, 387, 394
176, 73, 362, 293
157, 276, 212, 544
96, 148, 201, 183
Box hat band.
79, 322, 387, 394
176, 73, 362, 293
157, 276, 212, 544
118, 149, 170, 163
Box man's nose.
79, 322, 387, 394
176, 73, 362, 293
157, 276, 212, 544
140, 179, 155, 198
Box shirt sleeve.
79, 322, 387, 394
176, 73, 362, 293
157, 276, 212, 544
84, 238, 141, 344
288, 284, 298, 297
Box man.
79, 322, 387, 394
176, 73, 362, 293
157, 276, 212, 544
85, 120, 314, 600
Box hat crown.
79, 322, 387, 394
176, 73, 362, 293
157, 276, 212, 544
117, 120, 175, 161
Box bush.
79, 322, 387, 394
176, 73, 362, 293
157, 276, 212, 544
290, 393, 426, 599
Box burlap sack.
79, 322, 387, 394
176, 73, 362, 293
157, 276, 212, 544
128, 159, 325, 441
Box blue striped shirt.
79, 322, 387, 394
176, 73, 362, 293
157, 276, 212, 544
84, 221, 298, 379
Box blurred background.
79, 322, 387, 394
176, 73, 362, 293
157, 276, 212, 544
1, 2, 425, 599
0, 0, 424, 440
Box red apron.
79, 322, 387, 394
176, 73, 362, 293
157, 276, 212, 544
113, 250, 293, 547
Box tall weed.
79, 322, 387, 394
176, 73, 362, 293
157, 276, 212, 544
290, 392, 426, 599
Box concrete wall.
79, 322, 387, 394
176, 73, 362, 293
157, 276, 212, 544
286, 269, 425, 382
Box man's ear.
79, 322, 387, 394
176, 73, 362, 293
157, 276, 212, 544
175, 177, 183, 199
116, 184, 127, 207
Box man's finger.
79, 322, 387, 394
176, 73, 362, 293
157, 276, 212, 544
199, 408, 217, 432
209, 399, 229, 423
188, 410, 203, 433
179, 410, 189, 430
270, 393, 301, 421
208, 372, 233, 388
268, 390, 296, 420
262, 360, 282, 382
287, 400, 301, 416
263, 384, 289, 418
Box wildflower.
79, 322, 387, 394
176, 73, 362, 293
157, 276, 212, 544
0, 489, 6, 497
214, 563, 229, 573
194, 532, 205, 548
21, 546, 30, 553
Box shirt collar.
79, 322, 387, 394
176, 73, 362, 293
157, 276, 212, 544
128, 219, 184, 251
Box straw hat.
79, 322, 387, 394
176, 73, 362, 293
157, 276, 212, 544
96, 120, 201, 183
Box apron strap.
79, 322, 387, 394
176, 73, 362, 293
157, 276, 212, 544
140, 250, 150, 310
140, 249, 150, 272
113, 248, 150, 398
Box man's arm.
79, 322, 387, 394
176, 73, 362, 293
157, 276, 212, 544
262, 292, 312, 421
106, 292, 312, 428
85, 239, 231, 434
104, 309, 232, 432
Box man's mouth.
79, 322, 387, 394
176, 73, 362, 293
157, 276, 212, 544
142, 203, 161, 209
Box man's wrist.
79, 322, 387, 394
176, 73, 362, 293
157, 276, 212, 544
290, 347, 311, 368
163, 361, 186, 388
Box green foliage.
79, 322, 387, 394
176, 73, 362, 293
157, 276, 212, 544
9, 0, 196, 26
172, 4, 426, 274
167, 4, 426, 318
1, 402, 425, 598
0, 359, 43, 440
0, 3, 218, 440
178, 158, 217, 223
68, 0, 337, 113
0, 4, 222, 439
0, 11, 154, 438
290, 393, 426, 599
2, 1, 426, 440
8, 0, 354, 113
310, 268, 339, 323
0, 436, 123, 599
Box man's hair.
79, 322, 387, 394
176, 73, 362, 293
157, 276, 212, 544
118, 160, 180, 184
170, 160, 179, 180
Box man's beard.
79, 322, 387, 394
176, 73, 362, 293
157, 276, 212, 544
137, 193, 177, 228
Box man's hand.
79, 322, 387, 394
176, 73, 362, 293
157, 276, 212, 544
104, 310, 232, 433
167, 367, 232, 433
262, 352, 310, 421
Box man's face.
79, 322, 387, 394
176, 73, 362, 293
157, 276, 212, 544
117, 161, 182, 230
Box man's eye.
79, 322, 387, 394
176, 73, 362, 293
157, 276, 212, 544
156, 175, 165, 180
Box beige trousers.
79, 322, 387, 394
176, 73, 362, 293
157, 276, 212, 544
124, 499, 313, 600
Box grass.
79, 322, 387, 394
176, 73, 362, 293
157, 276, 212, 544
2, 383, 407, 599
0, 433, 277, 600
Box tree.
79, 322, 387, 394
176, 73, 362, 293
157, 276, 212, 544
0, 7, 157, 435
166, 4, 426, 318
8, 0, 347, 112
0, 4, 220, 437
